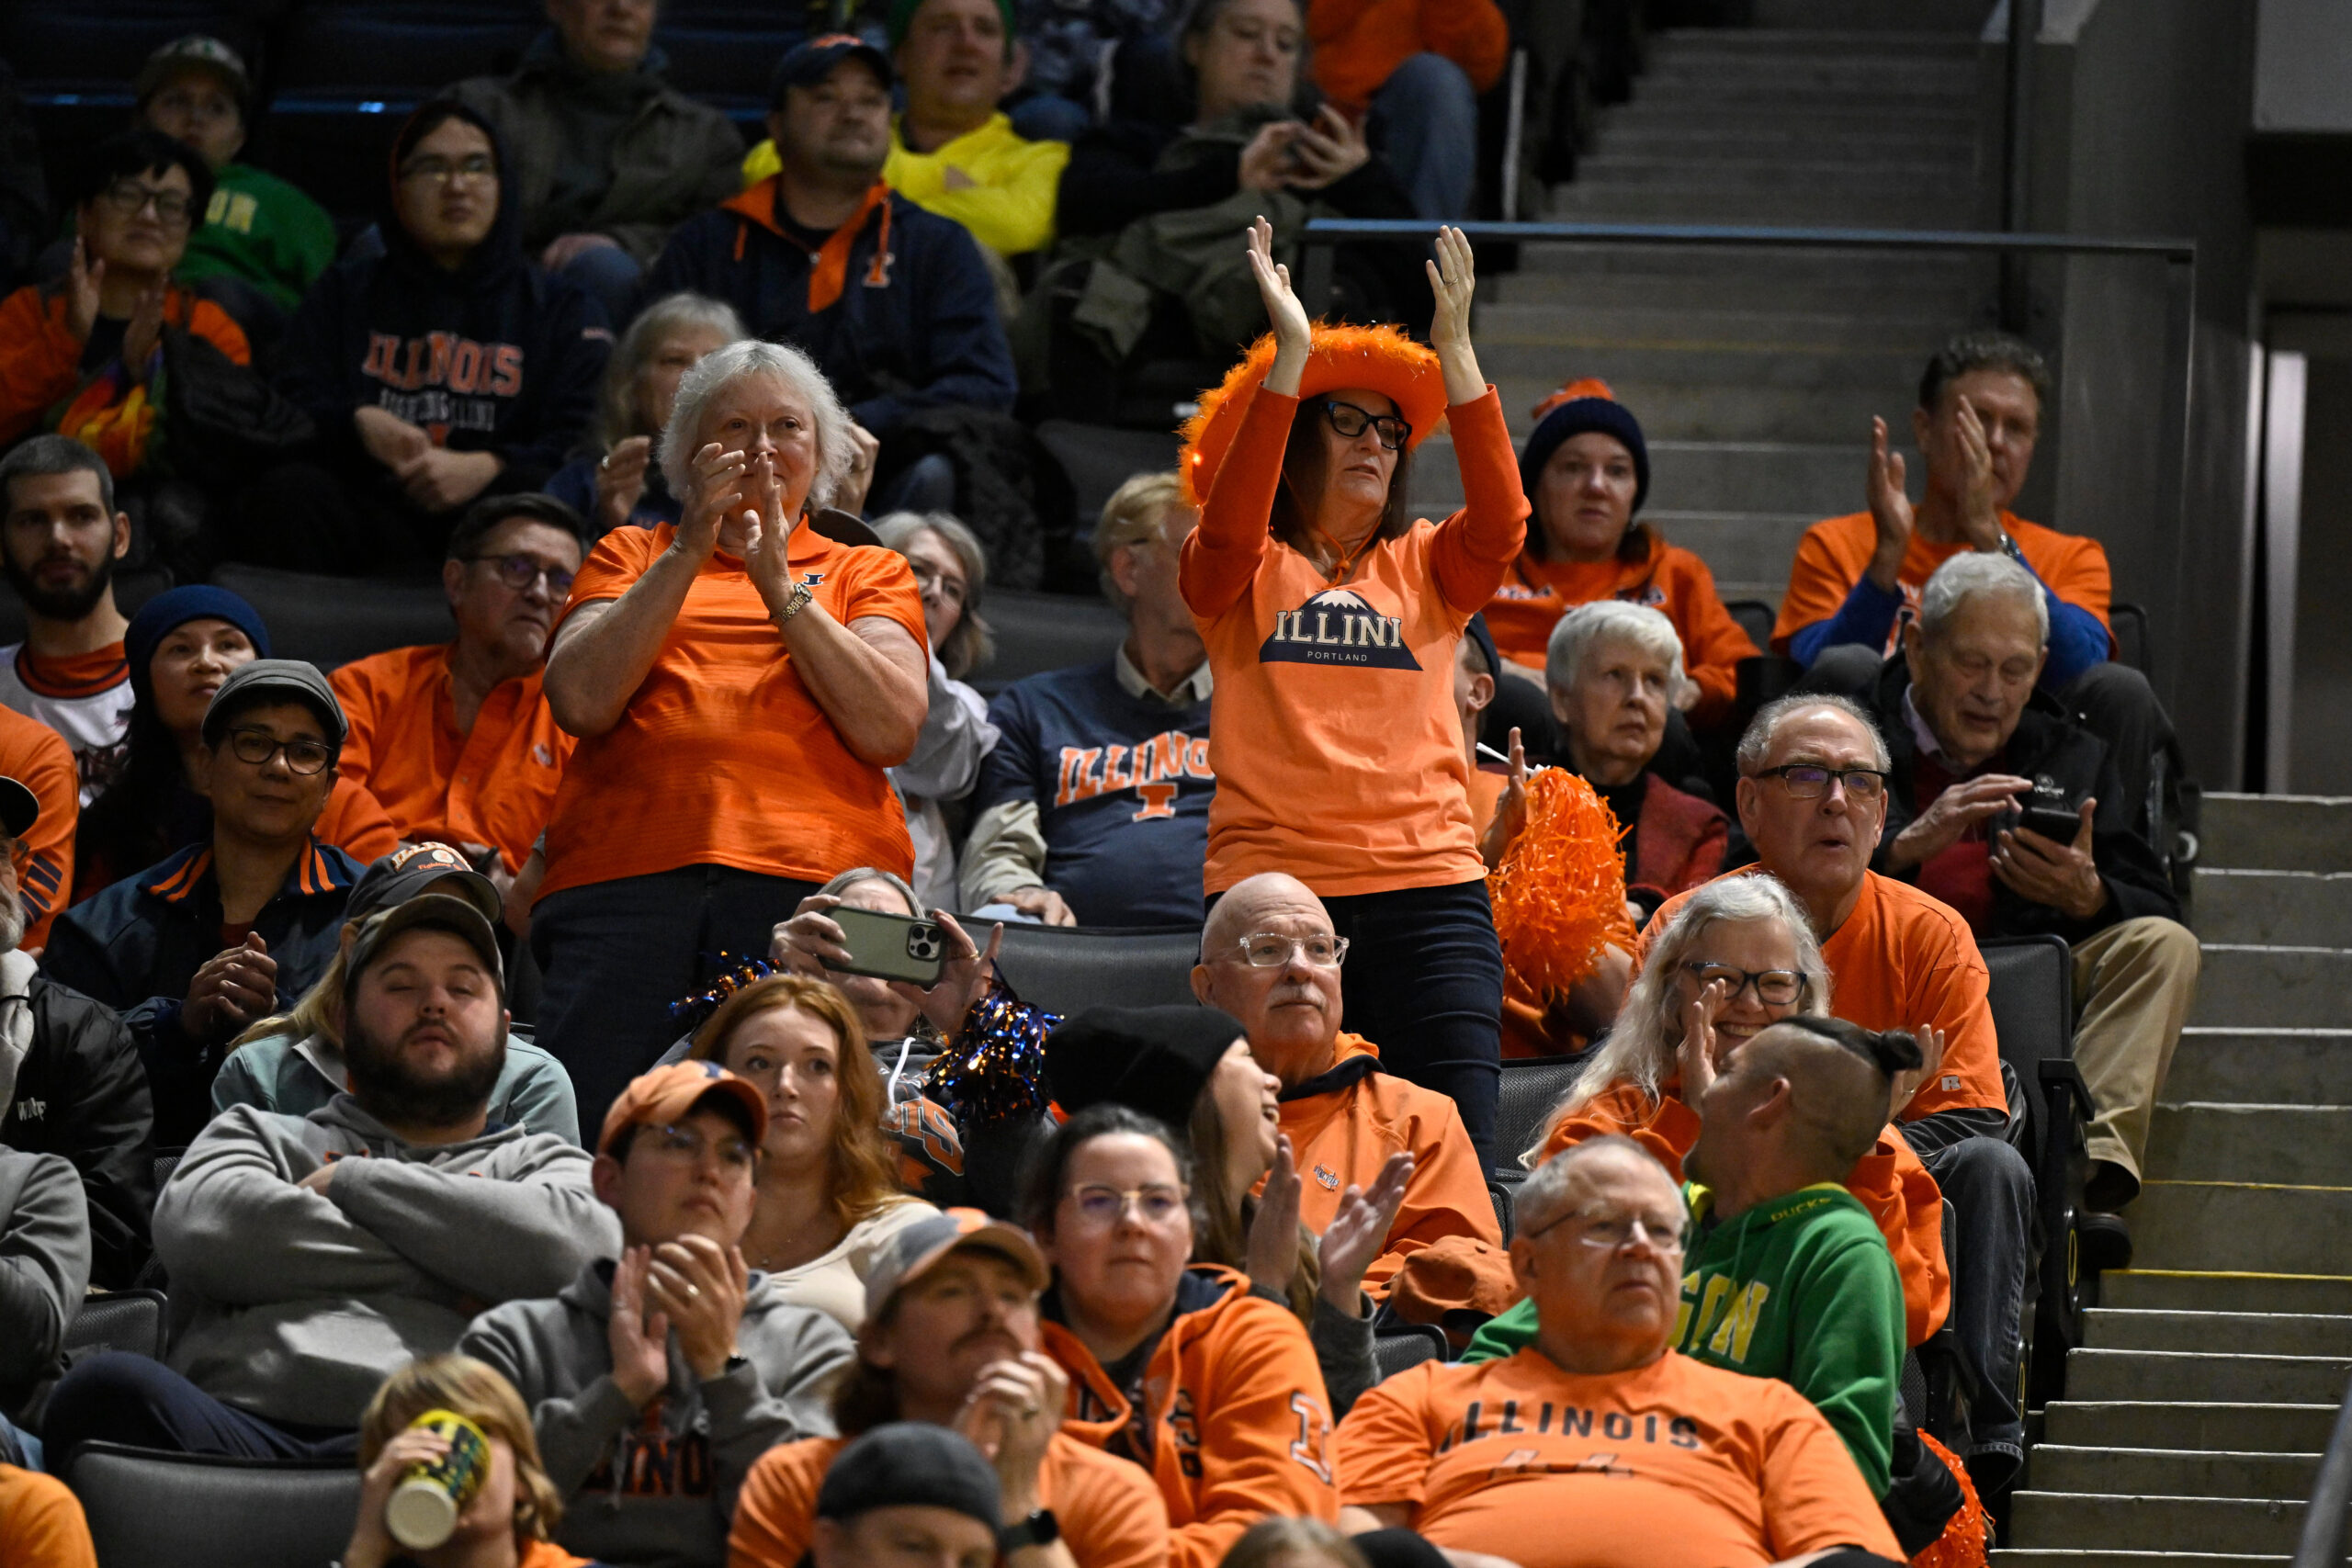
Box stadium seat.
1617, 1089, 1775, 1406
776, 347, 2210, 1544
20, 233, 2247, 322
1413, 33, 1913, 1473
0, 568, 171, 650
271, 1, 538, 103
4, 5, 263, 103
1372, 1320, 1448, 1381
1487, 1179, 1513, 1242
1724, 598, 1775, 653
653, 5, 805, 119
68, 1443, 361, 1568
969, 587, 1128, 696
2109, 601, 2149, 674
62, 1290, 168, 1361
153, 1149, 184, 1193
1981, 933, 2090, 1405
1035, 422, 1184, 531
209, 564, 449, 671
1492, 1053, 1589, 1175
989, 924, 1202, 1017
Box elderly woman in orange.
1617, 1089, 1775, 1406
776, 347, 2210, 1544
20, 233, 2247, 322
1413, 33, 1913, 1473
537, 337, 931, 1134
1179, 218, 1525, 1167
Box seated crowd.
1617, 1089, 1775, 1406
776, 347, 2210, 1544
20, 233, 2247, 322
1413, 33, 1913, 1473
0, 8, 2199, 1566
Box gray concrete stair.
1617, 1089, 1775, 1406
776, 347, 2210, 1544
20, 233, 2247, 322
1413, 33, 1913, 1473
2163, 1030, 2352, 1106
2041, 1402, 2343, 1453
2198, 793, 2352, 873
2064, 1348, 2352, 1405
2080, 1308, 2352, 1357
2190, 944, 2352, 1028
2133, 1182, 2352, 1277
2145, 1105, 2352, 1186
2187, 868, 2352, 947
2025, 1448, 2320, 1500
2100, 1272, 2352, 1316
2007, 1494, 2307, 1555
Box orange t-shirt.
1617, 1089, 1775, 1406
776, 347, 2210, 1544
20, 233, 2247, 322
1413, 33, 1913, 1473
1482, 541, 1759, 727
0, 1465, 96, 1568
1336, 1347, 1898, 1568
1532, 1078, 1951, 1346
729, 1430, 1170, 1568
539, 524, 926, 899
1179, 388, 1528, 898
1644, 869, 2005, 1122
331, 643, 572, 875
0, 703, 78, 948
1770, 509, 2112, 656
317, 773, 401, 866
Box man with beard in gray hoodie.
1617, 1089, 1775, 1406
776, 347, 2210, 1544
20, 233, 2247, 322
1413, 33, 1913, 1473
41, 892, 616, 1467
463, 1061, 853, 1568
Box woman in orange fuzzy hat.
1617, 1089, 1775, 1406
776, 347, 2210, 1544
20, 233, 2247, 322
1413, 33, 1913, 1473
1177, 215, 1526, 1168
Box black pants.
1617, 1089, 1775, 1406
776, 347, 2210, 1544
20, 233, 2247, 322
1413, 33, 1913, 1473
1913, 1133, 2033, 1487
1323, 878, 1505, 1169
42, 1353, 357, 1474
533, 864, 821, 1136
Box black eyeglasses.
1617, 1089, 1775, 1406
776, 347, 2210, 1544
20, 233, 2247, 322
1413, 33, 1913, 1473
468, 554, 575, 598
100, 180, 194, 227
1320, 400, 1409, 451
399, 154, 497, 186
1752, 763, 1890, 801
1681, 962, 1805, 1007
224, 727, 334, 775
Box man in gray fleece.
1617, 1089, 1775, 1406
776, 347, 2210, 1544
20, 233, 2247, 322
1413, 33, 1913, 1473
42, 894, 616, 1465
0, 1145, 89, 1462
463, 1059, 853, 1568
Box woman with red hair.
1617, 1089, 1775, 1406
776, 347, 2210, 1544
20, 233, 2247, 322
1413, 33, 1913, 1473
1178, 217, 1525, 1166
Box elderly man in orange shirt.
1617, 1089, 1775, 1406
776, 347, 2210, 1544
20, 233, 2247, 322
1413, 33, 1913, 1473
1192, 871, 1510, 1319
1644, 692, 2033, 1501
330, 492, 582, 911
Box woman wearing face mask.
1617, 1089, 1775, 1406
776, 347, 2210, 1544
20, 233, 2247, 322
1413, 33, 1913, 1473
74, 585, 399, 901
1022, 1102, 1338, 1568
684, 973, 939, 1330
543, 290, 743, 536
1510, 874, 1951, 1351
1178, 219, 1522, 1170
1043, 1005, 1410, 1416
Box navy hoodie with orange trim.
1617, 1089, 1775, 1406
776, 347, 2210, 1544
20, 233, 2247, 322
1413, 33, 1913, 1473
42, 838, 361, 1148
277, 98, 609, 493
643, 175, 1015, 441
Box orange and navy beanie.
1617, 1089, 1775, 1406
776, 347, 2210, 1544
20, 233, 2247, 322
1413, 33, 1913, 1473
1522, 378, 1649, 513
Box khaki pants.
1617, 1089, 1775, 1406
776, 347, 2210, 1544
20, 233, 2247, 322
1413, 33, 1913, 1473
2071, 916, 2202, 1185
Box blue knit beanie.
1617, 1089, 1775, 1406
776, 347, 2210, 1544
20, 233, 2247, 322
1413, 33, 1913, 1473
1520, 378, 1649, 515
125, 586, 273, 709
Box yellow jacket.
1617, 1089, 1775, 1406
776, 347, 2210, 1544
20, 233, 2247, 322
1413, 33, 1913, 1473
741, 113, 1069, 257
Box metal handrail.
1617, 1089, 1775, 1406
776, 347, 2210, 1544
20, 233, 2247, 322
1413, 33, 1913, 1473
2293, 1375, 2352, 1567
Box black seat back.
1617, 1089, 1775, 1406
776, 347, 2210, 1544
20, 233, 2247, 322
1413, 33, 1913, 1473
63, 1291, 168, 1361
69, 1443, 361, 1568
1981, 934, 2075, 1156
969, 588, 1127, 696
1372, 1322, 1448, 1382
1724, 598, 1776, 652
989, 925, 1203, 1017
2109, 602, 2149, 675
1494, 1055, 1589, 1173
209, 565, 450, 672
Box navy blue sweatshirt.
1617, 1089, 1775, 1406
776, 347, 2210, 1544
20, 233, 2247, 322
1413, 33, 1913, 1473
277, 98, 611, 493
643, 175, 1015, 441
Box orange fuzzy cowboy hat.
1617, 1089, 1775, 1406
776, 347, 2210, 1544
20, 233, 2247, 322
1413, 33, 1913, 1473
1179, 322, 1448, 507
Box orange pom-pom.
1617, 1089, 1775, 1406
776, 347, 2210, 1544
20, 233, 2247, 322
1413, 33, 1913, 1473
1531, 378, 1617, 423
1907, 1431, 1990, 1568
1487, 770, 1638, 998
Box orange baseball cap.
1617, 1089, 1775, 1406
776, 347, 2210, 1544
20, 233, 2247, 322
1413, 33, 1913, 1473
597, 1061, 768, 1157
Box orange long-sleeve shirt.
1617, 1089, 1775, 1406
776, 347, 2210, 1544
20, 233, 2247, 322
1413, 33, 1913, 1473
1483, 541, 1760, 728
0, 284, 249, 476
1532, 1078, 1951, 1346
330, 644, 572, 875
1307, 0, 1510, 112
0, 704, 78, 949
1046, 1265, 1337, 1568
1180, 388, 1528, 897
1771, 508, 2112, 656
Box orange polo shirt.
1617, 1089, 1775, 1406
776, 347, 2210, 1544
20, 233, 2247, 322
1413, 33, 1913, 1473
539, 523, 927, 900
1643, 869, 2005, 1122
1482, 541, 1759, 728
1180, 388, 1528, 897
1771, 509, 2112, 656
331, 644, 571, 874
0, 703, 77, 948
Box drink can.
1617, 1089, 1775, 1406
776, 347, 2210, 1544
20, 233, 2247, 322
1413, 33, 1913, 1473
385, 1408, 491, 1551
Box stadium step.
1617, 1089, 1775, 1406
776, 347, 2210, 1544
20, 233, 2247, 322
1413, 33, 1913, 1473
2189, 944, 2352, 1028
2187, 868, 2352, 947
2162, 1030, 2352, 1106
2041, 1401, 2342, 1454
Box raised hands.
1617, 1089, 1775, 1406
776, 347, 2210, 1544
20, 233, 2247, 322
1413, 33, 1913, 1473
740, 449, 801, 618
646, 1233, 749, 1382
1476, 725, 1533, 872
677, 441, 748, 564
1317, 1150, 1414, 1314
1887, 1025, 1947, 1122
607, 1244, 673, 1407
1944, 395, 2004, 548
121, 279, 167, 384
1863, 415, 1913, 591
955, 1350, 1068, 1514
1247, 1133, 1305, 1299
64, 237, 103, 343
1428, 226, 1486, 406
1677, 976, 1731, 1101
594, 435, 653, 534
1245, 214, 1313, 395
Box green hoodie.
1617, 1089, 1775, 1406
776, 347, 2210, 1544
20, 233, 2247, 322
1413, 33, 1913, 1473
1463, 1181, 1906, 1493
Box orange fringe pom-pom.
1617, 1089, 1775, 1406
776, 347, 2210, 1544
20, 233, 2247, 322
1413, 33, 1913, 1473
1531, 378, 1618, 422
1908, 1431, 1990, 1568
1487, 770, 1638, 998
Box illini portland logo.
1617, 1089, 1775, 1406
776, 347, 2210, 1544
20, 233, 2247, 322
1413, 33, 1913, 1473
1260, 589, 1419, 670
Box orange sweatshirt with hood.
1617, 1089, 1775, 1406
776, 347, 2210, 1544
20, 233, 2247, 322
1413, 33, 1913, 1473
1533, 1079, 1951, 1347
1275, 1031, 1506, 1300
1043, 1263, 1338, 1568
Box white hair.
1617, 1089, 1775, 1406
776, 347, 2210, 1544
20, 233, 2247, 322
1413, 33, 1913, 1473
1544, 600, 1697, 707
1735, 694, 1892, 776
658, 338, 854, 512
1522, 874, 1829, 1168
598, 291, 745, 450
1516, 1135, 1680, 1237
1917, 551, 2049, 646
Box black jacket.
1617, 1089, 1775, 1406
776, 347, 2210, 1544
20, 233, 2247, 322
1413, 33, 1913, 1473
0, 977, 155, 1289
277, 97, 610, 493
1865, 659, 2181, 944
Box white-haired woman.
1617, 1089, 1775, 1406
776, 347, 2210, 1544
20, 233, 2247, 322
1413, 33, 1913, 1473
536, 338, 932, 1132
543, 290, 744, 536
872, 513, 999, 910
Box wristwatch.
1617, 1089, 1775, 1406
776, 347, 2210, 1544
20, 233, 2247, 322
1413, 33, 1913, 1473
774, 581, 815, 626
999, 1510, 1060, 1554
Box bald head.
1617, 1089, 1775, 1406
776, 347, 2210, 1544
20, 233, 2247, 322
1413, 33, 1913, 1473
1193, 874, 1343, 1085
1516, 1134, 1681, 1239
1687, 1017, 1921, 1211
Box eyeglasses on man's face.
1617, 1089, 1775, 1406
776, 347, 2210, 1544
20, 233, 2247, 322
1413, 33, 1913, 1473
1232, 932, 1348, 969
469, 553, 576, 598
1752, 762, 1890, 802
1319, 400, 1409, 452
1528, 1203, 1687, 1256
641, 1122, 757, 1171
224, 727, 333, 775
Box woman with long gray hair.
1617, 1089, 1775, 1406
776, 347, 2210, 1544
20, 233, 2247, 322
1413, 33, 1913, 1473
535, 338, 932, 1132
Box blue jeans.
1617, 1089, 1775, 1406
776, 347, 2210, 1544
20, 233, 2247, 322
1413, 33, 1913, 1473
43, 1354, 358, 1472
1324, 877, 1504, 1168
533, 866, 822, 1136
1368, 52, 1481, 220
560, 243, 641, 329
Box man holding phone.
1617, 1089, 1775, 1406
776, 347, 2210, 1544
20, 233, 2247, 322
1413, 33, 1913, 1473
1863, 552, 2197, 1272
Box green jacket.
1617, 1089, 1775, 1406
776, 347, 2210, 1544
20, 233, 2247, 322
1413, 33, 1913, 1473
177, 163, 339, 312
1464, 1181, 1905, 1493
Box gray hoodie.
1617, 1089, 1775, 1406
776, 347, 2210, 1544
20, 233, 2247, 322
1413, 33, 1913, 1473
461, 1259, 854, 1568
155, 1097, 618, 1429
0, 1146, 90, 1413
